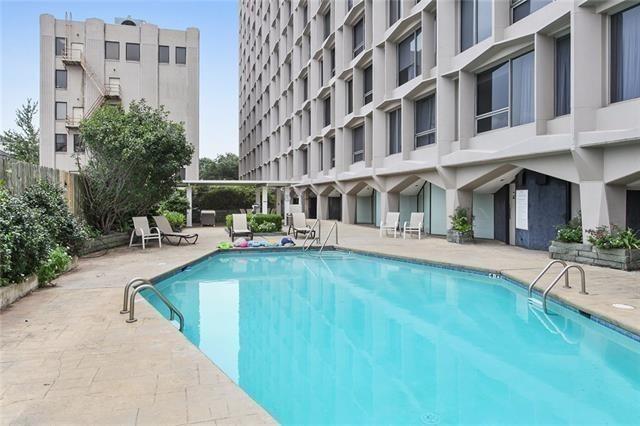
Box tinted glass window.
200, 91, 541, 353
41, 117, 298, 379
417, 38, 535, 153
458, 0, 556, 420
126, 43, 140, 61
364, 65, 373, 104
159, 45, 170, 63
611, 4, 640, 103
347, 79, 353, 113
460, 0, 474, 51
55, 37, 66, 56
512, 0, 553, 24
388, 109, 402, 155
477, 0, 492, 42
324, 97, 331, 127
324, 12, 331, 40
555, 35, 571, 116
105, 41, 120, 60
398, 29, 422, 86
176, 47, 187, 64
415, 95, 436, 147
476, 62, 509, 116
55, 102, 67, 120
55, 70, 67, 89
389, 0, 401, 26
353, 18, 365, 57
511, 51, 535, 126
55, 134, 67, 152
353, 125, 364, 163
330, 137, 336, 167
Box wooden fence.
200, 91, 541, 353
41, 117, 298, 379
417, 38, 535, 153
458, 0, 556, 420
0, 156, 83, 216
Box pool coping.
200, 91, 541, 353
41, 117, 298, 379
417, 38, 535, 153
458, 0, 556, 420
147, 245, 640, 343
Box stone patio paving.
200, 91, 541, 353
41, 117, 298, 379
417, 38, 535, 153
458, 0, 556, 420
1, 223, 639, 425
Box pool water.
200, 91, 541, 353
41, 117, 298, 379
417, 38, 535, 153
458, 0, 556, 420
146, 251, 640, 425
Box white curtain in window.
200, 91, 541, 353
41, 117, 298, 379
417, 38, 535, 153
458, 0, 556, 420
612, 5, 640, 102
511, 51, 534, 126
555, 36, 571, 116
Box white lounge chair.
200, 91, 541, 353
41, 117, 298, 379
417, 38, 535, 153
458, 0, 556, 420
403, 212, 425, 239
153, 215, 199, 246
231, 214, 253, 241
380, 212, 400, 238
292, 212, 314, 239
129, 216, 162, 249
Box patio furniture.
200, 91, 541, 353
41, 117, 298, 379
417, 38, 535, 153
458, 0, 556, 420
153, 215, 199, 246
403, 212, 425, 240
129, 216, 162, 249
201, 210, 216, 226
292, 213, 315, 239
231, 214, 253, 241
380, 212, 400, 238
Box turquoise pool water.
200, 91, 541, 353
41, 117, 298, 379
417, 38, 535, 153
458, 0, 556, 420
145, 251, 640, 425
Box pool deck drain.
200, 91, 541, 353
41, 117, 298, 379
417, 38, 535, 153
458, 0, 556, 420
1, 223, 639, 425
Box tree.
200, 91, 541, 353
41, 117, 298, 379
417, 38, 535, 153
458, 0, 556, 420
0, 99, 39, 164
200, 153, 239, 180
78, 100, 194, 233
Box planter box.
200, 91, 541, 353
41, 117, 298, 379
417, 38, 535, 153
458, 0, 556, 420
0, 274, 38, 310
80, 232, 130, 255
549, 241, 640, 271
447, 229, 474, 244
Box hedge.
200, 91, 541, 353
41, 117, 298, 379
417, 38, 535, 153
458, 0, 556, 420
225, 213, 283, 233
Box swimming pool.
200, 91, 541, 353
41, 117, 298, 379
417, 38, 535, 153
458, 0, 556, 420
145, 250, 640, 424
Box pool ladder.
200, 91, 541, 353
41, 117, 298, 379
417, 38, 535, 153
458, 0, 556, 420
303, 220, 339, 253
120, 277, 185, 332
528, 260, 588, 313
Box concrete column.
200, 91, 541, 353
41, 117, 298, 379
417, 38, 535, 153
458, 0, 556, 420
579, 182, 627, 241
445, 188, 473, 229
261, 186, 268, 214
342, 194, 357, 224
379, 191, 400, 226
317, 194, 329, 219
186, 185, 193, 227
276, 189, 283, 215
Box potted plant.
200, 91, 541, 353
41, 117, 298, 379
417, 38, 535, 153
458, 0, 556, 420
447, 207, 474, 244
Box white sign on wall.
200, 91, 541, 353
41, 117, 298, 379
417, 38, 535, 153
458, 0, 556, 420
516, 190, 528, 230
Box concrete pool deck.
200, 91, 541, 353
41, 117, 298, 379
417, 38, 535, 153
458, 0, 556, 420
1, 223, 639, 425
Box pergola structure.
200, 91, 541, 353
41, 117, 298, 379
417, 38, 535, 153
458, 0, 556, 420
178, 180, 297, 226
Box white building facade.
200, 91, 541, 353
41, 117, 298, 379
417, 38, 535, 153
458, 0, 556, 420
239, 0, 640, 250
40, 14, 200, 179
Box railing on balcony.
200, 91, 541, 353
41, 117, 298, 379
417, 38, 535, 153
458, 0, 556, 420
105, 83, 121, 99
65, 117, 81, 128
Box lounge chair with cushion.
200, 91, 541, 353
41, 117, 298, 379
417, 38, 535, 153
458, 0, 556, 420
153, 215, 199, 246
403, 212, 425, 240
292, 212, 314, 239
129, 216, 162, 249
231, 214, 253, 241
379, 212, 400, 238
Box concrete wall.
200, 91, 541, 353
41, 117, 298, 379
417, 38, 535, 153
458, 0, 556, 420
40, 14, 199, 179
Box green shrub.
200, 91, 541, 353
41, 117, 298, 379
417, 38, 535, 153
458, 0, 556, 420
21, 180, 87, 254
225, 213, 283, 233
0, 192, 51, 286
158, 190, 189, 214
587, 226, 640, 250
195, 186, 256, 210
555, 214, 583, 243
160, 211, 186, 231
449, 207, 473, 234
37, 246, 72, 285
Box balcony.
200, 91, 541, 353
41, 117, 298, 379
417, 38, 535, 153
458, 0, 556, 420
62, 48, 83, 65
105, 83, 121, 99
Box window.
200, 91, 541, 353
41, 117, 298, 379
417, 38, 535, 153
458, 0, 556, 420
176, 47, 187, 64
347, 79, 354, 113
159, 45, 170, 63
353, 125, 364, 163
126, 43, 140, 61
287, 124, 292, 146
324, 96, 331, 127
330, 137, 336, 167
512, 0, 552, 23
460, 0, 492, 52
319, 59, 324, 85
415, 95, 436, 147
55, 102, 67, 120
389, 0, 401, 27
55, 70, 67, 89
555, 35, 571, 116
301, 147, 308, 175
55, 134, 67, 152
330, 48, 335, 77
388, 109, 402, 155
398, 29, 422, 86
347, 0, 353, 11
306, 109, 311, 137
105, 41, 120, 60
353, 17, 365, 57
320, 142, 324, 170
286, 61, 292, 82
475, 51, 534, 133
324, 11, 331, 40
363, 65, 373, 104
55, 37, 66, 56
302, 76, 308, 101
611, 4, 640, 103
302, 4, 308, 25
74, 134, 84, 153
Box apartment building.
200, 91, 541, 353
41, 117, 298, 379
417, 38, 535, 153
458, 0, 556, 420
239, 0, 640, 250
40, 14, 200, 179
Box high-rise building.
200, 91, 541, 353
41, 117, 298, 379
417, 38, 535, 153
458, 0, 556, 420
40, 14, 200, 179
238, 0, 640, 250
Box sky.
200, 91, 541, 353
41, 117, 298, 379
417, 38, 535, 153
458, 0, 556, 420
0, 0, 239, 159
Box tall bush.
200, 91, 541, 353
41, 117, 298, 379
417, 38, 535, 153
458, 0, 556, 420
195, 186, 256, 210
78, 100, 194, 233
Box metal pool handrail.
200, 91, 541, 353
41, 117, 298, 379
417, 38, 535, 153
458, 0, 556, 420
319, 221, 338, 253
528, 260, 568, 297
541, 265, 587, 313
121, 277, 148, 314
125, 283, 185, 332
302, 219, 320, 250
